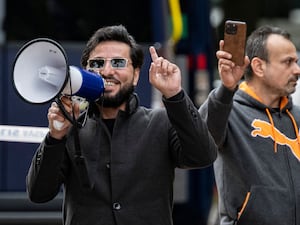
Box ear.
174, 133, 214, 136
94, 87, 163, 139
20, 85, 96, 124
133, 68, 140, 86
251, 57, 266, 78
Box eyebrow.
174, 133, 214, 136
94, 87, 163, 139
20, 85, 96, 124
89, 57, 127, 59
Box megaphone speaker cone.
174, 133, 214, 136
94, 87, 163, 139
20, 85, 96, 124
12, 38, 68, 104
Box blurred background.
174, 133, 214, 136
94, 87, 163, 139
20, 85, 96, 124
0, 0, 300, 224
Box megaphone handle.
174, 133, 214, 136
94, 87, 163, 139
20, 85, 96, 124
54, 97, 75, 125
53, 120, 64, 130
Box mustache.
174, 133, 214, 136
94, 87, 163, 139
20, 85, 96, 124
289, 76, 298, 83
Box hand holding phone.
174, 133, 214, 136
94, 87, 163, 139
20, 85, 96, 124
223, 20, 247, 66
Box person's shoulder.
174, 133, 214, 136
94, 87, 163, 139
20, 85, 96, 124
136, 105, 167, 120
139, 105, 166, 113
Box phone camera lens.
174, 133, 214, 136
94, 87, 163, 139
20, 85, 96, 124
226, 23, 237, 35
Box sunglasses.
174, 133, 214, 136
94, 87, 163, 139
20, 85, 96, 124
87, 58, 130, 69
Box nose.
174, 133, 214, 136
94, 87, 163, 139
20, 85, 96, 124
295, 63, 300, 76
99, 61, 114, 76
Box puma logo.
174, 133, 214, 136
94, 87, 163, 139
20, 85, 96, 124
251, 119, 300, 160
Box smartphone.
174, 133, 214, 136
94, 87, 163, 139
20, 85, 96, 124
223, 20, 247, 66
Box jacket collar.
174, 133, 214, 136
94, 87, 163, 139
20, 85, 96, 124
124, 93, 140, 116
239, 81, 290, 110
89, 93, 140, 118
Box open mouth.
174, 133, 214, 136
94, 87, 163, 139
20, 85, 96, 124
105, 81, 115, 86
104, 78, 119, 88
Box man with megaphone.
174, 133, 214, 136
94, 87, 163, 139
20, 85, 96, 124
25, 25, 217, 225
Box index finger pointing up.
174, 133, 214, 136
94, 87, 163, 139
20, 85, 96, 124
149, 46, 159, 61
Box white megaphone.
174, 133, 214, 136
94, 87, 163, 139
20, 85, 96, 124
12, 38, 105, 129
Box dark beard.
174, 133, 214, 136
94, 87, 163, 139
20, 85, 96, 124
97, 84, 135, 108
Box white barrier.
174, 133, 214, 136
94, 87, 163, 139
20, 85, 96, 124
0, 125, 48, 143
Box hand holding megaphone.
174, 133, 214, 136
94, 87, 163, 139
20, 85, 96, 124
52, 96, 89, 130
48, 97, 80, 138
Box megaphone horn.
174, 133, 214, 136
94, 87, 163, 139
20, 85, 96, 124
12, 38, 105, 105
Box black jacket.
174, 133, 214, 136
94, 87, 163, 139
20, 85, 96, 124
27, 91, 217, 225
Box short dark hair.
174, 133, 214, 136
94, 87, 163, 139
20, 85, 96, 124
244, 25, 291, 80
80, 25, 144, 69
